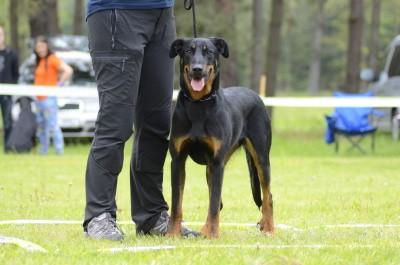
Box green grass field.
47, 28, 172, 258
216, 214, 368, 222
1, 107, 400, 265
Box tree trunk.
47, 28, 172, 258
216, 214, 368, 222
29, 0, 47, 37
9, 0, 19, 52
29, 0, 60, 37
265, 0, 284, 98
345, 0, 364, 93
73, 0, 84, 35
308, 0, 326, 95
47, 0, 60, 36
265, 0, 284, 119
250, 0, 264, 93
367, 0, 380, 75
215, 0, 240, 87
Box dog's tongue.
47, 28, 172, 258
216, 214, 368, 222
191, 78, 205, 92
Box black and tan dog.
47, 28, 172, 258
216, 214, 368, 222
167, 38, 274, 238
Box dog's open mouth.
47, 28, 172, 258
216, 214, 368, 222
186, 66, 214, 92
190, 78, 205, 92
184, 65, 215, 93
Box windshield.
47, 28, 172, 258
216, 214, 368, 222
388, 46, 400, 77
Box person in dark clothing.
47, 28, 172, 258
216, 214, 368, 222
0, 25, 19, 152
84, 1, 199, 241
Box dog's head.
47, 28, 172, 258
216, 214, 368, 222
170, 38, 229, 101
17, 97, 33, 110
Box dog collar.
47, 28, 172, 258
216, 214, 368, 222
182, 89, 217, 102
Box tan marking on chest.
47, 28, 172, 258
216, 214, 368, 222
202, 136, 222, 157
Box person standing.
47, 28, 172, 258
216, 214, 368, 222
84, 1, 198, 240
0, 25, 19, 152
33, 36, 73, 155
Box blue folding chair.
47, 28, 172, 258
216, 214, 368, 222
325, 91, 383, 154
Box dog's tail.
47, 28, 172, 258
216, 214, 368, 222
245, 150, 262, 208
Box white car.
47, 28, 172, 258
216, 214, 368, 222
362, 35, 400, 139
57, 92, 98, 138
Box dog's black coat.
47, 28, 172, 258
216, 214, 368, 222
167, 38, 274, 238
6, 97, 37, 153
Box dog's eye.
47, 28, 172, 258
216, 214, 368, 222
184, 49, 192, 55
207, 50, 214, 55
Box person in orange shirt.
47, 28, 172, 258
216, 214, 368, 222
34, 36, 73, 154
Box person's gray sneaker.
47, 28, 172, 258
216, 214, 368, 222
85, 212, 124, 241
145, 211, 201, 238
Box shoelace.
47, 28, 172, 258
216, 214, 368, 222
103, 217, 124, 236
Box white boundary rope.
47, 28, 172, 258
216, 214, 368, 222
1, 220, 398, 254
103, 246, 176, 253
101, 243, 384, 253
0, 219, 300, 231
323, 224, 400, 228
0, 84, 97, 98
0, 235, 47, 252
1, 219, 400, 231
0, 220, 82, 225
1, 84, 400, 107
260, 96, 400, 108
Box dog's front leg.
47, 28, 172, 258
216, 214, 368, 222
201, 161, 224, 239
167, 154, 187, 237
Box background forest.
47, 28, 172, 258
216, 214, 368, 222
1, 0, 400, 95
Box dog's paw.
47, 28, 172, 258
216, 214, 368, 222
167, 222, 182, 237
257, 221, 275, 236
201, 224, 219, 239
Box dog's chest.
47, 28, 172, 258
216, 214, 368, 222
186, 108, 224, 139
174, 99, 220, 135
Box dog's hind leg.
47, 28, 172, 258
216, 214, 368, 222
258, 163, 274, 235
245, 150, 262, 208
244, 138, 274, 235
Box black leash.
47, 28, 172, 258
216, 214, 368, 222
184, 0, 197, 38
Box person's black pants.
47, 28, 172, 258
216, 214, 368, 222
84, 8, 176, 233
0, 95, 13, 151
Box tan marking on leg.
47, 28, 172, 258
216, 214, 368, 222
167, 192, 183, 237
167, 158, 186, 237
202, 136, 222, 157
167, 173, 184, 237
201, 213, 220, 239
202, 162, 221, 239
173, 135, 190, 153
244, 138, 274, 235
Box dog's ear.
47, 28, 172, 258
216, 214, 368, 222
210, 38, 229, 58
16, 96, 33, 104
169, 39, 185, 58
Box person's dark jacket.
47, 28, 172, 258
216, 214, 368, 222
87, 0, 174, 18
0, 47, 19, 84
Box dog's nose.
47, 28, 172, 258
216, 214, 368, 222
192, 65, 203, 75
